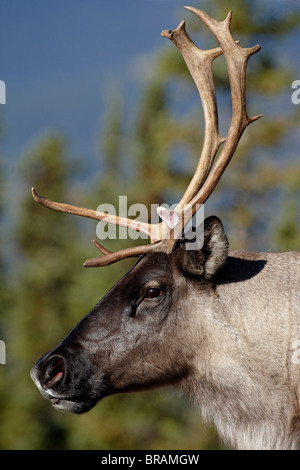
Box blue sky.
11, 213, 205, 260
0, 1, 190, 167
1, 0, 300, 176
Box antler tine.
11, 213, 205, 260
84, 240, 163, 267
31, 189, 168, 265
31, 187, 153, 238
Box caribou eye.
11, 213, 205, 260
145, 288, 162, 299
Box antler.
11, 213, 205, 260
178, 7, 262, 208
161, 19, 225, 208
32, 7, 261, 267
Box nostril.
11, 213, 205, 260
43, 356, 65, 389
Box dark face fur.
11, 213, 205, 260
30, 216, 228, 414
30, 253, 193, 413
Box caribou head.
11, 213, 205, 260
30, 8, 300, 450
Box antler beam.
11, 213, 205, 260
161, 20, 225, 208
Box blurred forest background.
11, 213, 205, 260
0, 0, 300, 450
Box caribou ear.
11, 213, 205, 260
174, 216, 229, 280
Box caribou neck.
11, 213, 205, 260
178, 250, 300, 450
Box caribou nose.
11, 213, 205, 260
43, 355, 65, 389
31, 353, 66, 392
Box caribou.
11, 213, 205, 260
30, 7, 300, 450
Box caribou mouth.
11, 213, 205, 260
50, 397, 61, 405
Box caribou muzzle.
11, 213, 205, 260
30, 346, 108, 414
